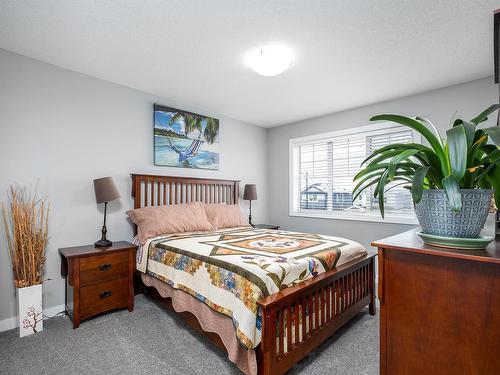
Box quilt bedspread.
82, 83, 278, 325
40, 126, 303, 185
136, 227, 367, 349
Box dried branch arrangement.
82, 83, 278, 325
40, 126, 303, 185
2, 186, 50, 288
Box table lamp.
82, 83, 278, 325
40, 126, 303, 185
243, 184, 257, 227
93, 176, 120, 247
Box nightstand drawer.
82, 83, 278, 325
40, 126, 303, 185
79, 251, 128, 285
79, 277, 129, 319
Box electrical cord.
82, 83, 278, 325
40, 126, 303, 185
43, 311, 66, 320
40, 278, 67, 320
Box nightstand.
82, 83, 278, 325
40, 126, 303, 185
59, 241, 137, 328
254, 224, 280, 230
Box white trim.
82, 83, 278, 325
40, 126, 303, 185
289, 122, 421, 146
0, 316, 17, 333
288, 122, 422, 225
289, 143, 297, 217
289, 210, 419, 225
0, 303, 66, 333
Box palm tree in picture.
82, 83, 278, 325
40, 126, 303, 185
166, 112, 205, 162
183, 113, 203, 139
204, 117, 219, 144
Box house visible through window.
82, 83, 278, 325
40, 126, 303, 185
289, 123, 419, 224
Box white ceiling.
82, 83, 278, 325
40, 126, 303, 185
0, 1, 498, 127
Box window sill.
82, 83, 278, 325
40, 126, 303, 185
288, 210, 419, 225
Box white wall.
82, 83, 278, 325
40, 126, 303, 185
2, 46, 497, 328
0, 49, 269, 325
267, 77, 498, 251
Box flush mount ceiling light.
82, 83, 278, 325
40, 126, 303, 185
245, 45, 293, 77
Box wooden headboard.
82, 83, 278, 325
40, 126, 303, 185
131, 174, 240, 209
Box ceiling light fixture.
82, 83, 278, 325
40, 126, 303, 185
245, 45, 293, 77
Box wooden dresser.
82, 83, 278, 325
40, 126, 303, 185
373, 230, 500, 374
59, 242, 137, 328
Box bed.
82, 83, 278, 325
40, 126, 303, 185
131, 174, 376, 375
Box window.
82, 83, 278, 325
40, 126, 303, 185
289, 123, 420, 224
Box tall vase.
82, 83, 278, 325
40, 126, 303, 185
16, 284, 43, 337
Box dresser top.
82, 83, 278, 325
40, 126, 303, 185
59, 241, 137, 258
372, 229, 500, 265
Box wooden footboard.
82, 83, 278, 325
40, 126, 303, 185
257, 254, 376, 375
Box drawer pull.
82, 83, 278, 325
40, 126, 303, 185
98, 263, 112, 271
99, 290, 112, 299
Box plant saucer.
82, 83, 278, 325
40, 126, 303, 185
416, 232, 494, 250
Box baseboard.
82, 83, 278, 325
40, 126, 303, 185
0, 303, 66, 333
0, 316, 17, 333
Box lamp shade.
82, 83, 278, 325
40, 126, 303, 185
93, 176, 120, 204
243, 184, 257, 201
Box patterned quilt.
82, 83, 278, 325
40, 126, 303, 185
136, 227, 367, 349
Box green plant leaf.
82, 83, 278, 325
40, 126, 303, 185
474, 161, 500, 185
353, 174, 411, 202
354, 170, 412, 191
362, 143, 442, 174
354, 162, 420, 181
467, 130, 488, 167
470, 104, 500, 125
442, 175, 462, 211
446, 124, 467, 180
384, 181, 411, 193
353, 172, 383, 197
374, 176, 412, 198
453, 118, 476, 146
362, 143, 443, 186
353, 178, 380, 202
366, 149, 406, 166
474, 150, 500, 184
483, 148, 500, 162
377, 170, 389, 218
411, 166, 430, 204
353, 163, 390, 180
387, 149, 420, 180
370, 114, 448, 175
488, 166, 500, 209
416, 116, 443, 147
483, 127, 500, 146
479, 144, 497, 154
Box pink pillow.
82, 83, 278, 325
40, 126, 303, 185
203, 203, 249, 229
126, 202, 213, 244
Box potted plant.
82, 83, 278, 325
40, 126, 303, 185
353, 105, 500, 239
2, 186, 50, 337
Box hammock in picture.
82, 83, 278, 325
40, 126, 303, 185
167, 138, 205, 162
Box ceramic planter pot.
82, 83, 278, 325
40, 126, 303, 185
16, 284, 43, 337
414, 189, 493, 238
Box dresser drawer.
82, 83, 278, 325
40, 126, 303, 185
79, 251, 128, 285
79, 277, 129, 319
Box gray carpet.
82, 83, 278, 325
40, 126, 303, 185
0, 295, 378, 375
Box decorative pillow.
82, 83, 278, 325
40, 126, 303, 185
203, 203, 249, 229
126, 202, 213, 244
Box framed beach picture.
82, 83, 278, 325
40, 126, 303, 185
154, 104, 220, 170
